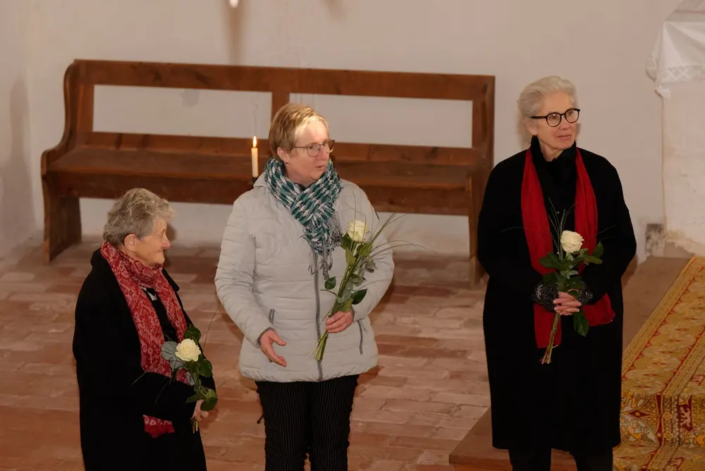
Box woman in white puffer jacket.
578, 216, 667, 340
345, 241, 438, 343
215, 103, 394, 470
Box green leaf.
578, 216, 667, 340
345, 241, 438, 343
197, 358, 214, 378
573, 311, 589, 337
184, 325, 201, 344
342, 283, 354, 300
201, 388, 218, 411
583, 256, 603, 265
566, 278, 586, 291
555, 274, 569, 292
542, 272, 559, 284
162, 341, 178, 359
357, 243, 372, 259
561, 258, 577, 273
341, 299, 353, 313
186, 393, 202, 404
352, 289, 368, 305
593, 242, 604, 259
161, 341, 184, 370
341, 234, 353, 250
539, 253, 562, 270
347, 274, 362, 286
345, 248, 356, 266
324, 277, 336, 290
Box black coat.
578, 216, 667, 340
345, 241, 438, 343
72, 249, 215, 471
478, 139, 636, 452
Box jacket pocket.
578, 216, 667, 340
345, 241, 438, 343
357, 320, 364, 354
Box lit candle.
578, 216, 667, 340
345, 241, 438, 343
251, 136, 258, 178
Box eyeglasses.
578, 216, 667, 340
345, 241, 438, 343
292, 139, 335, 157
531, 108, 580, 127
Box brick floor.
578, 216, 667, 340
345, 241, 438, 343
0, 239, 488, 470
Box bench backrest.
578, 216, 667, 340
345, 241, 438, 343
59, 59, 494, 168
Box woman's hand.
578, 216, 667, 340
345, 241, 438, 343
553, 291, 582, 316
259, 330, 287, 367
326, 311, 354, 333
192, 399, 209, 422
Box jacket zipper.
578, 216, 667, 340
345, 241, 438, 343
358, 320, 364, 354
314, 254, 323, 381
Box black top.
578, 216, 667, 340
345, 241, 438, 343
477, 139, 637, 452
532, 136, 578, 222
142, 287, 178, 342
72, 250, 214, 471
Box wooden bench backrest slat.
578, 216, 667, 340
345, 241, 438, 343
78, 60, 492, 100
76, 131, 482, 166
61, 59, 494, 168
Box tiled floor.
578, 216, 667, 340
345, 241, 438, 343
0, 239, 488, 471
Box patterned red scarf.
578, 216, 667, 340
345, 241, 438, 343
521, 149, 615, 349
100, 241, 189, 437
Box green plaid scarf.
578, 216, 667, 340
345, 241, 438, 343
264, 158, 343, 276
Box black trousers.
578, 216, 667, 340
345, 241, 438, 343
255, 375, 359, 471
508, 448, 614, 471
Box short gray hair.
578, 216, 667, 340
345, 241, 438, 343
103, 188, 174, 246
518, 76, 578, 118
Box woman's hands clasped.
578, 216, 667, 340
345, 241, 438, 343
553, 291, 582, 316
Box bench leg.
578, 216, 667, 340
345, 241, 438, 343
42, 176, 81, 263
469, 255, 484, 289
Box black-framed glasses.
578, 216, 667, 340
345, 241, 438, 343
293, 139, 335, 157
531, 108, 580, 127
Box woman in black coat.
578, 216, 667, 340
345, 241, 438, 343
478, 76, 636, 471
72, 188, 215, 471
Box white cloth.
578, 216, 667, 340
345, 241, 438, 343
647, 0, 705, 97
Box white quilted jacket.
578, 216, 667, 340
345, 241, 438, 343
214, 176, 394, 382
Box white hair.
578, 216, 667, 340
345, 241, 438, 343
103, 188, 174, 246
518, 76, 578, 118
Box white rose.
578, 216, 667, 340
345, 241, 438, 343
174, 338, 201, 362
560, 230, 584, 254
347, 220, 368, 242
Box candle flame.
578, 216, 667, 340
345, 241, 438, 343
253, 136, 257, 148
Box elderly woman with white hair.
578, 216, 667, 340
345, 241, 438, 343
73, 188, 214, 471
477, 77, 636, 471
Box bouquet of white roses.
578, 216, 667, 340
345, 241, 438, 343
161, 325, 218, 431
314, 214, 400, 362
538, 213, 604, 364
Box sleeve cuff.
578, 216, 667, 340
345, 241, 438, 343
532, 282, 557, 312
256, 327, 273, 346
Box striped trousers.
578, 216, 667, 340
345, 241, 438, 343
255, 375, 359, 471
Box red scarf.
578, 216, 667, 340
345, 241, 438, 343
521, 149, 614, 349
100, 241, 189, 437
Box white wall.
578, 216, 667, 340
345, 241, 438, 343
21, 0, 684, 260
0, 1, 36, 259
662, 80, 705, 254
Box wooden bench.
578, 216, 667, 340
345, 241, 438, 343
41, 59, 495, 285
